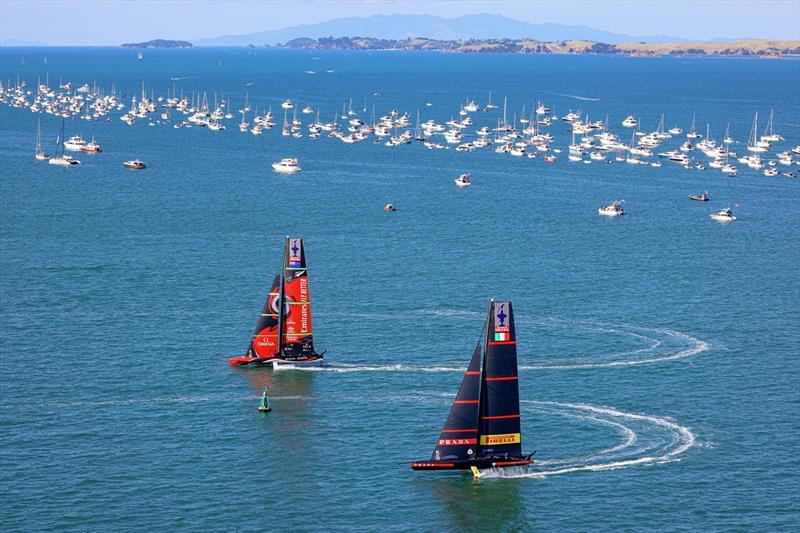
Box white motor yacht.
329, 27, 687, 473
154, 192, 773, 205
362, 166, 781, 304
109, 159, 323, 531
622, 116, 637, 128
710, 208, 736, 222
272, 158, 301, 173
302, 105, 313, 114
48, 155, 80, 166
63, 135, 86, 151
281, 100, 294, 109
123, 159, 146, 169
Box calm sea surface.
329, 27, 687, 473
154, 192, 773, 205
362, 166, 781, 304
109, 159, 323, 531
1, 48, 799, 532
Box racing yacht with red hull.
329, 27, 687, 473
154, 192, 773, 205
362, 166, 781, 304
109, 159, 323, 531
411, 300, 533, 473
229, 237, 323, 367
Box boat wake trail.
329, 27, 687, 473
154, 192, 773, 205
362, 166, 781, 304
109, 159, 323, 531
518, 321, 710, 369
480, 401, 696, 479
549, 92, 602, 101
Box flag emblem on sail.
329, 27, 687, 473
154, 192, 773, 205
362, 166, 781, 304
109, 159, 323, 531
288, 238, 303, 268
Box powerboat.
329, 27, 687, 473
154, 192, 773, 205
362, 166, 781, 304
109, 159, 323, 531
622, 116, 637, 128
123, 159, 146, 169
383, 203, 397, 212
710, 208, 736, 222
689, 191, 709, 202
598, 200, 624, 217
281, 99, 294, 109
272, 158, 301, 173
63, 135, 86, 151
454, 173, 472, 188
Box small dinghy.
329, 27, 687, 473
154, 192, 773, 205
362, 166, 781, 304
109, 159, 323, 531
229, 237, 324, 367
411, 300, 534, 477
689, 191, 709, 202
383, 203, 397, 212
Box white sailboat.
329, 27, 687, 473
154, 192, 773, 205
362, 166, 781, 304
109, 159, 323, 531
34, 119, 50, 160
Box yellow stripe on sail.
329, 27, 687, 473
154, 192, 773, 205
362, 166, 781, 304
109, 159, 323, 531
479, 433, 520, 445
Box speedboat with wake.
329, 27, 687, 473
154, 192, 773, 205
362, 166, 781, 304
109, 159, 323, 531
710, 208, 736, 222
411, 300, 534, 477
454, 173, 472, 187
598, 200, 624, 217
229, 237, 324, 367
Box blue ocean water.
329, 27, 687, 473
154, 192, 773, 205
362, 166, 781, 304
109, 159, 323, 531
1, 48, 799, 531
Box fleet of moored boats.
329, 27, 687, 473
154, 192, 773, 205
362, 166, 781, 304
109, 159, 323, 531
5, 77, 798, 218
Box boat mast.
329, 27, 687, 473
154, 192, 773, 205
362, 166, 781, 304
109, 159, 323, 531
276, 236, 288, 357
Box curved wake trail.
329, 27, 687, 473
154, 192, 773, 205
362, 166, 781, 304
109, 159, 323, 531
548, 92, 602, 101
479, 401, 696, 479
284, 320, 708, 372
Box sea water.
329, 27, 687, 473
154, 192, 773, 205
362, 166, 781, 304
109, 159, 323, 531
1, 48, 799, 531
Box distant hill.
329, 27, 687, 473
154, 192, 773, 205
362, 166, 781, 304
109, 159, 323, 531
192, 13, 692, 46
121, 39, 193, 48
273, 37, 800, 57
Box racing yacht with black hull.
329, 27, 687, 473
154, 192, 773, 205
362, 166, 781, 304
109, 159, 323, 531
411, 300, 534, 476
229, 237, 324, 367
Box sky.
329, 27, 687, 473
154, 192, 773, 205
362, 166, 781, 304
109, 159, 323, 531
1, 0, 799, 45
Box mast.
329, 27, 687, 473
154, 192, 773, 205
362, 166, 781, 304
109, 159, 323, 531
276, 236, 288, 357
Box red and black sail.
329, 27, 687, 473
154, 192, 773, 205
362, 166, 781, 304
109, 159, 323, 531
280, 237, 318, 361
246, 274, 282, 359
478, 301, 523, 459
431, 343, 482, 462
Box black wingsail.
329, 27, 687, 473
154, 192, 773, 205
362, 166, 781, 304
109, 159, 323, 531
478, 301, 523, 459
412, 299, 532, 472
431, 343, 482, 462
245, 274, 282, 359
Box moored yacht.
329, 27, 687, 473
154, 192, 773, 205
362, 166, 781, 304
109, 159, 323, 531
63, 135, 86, 151
622, 115, 637, 128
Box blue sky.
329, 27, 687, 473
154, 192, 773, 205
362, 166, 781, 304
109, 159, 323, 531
1, 0, 799, 45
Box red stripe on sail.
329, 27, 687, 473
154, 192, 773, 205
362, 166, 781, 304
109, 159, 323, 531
454, 400, 479, 404
465, 371, 480, 375
487, 340, 517, 346
485, 376, 518, 381
481, 414, 520, 420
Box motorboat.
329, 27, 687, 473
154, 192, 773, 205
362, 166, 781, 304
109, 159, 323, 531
123, 159, 146, 169
710, 208, 736, 222
598, 200, 624, 217
689, 191, 709, 202
622, 116, 637, 128
454, 173, 472, 188
764, 167, 779, 177
63, 135, 86, 151
81, 137, 102, 153
272, 158, 301, 173
281, 99, 294, 109
383, 203, 397, 212
302, 105, 313, 114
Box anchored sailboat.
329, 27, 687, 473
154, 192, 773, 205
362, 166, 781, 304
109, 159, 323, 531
229, 237, 324, 367
411, 300, 534, 474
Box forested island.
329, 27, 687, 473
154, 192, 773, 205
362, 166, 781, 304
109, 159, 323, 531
271, 37, 800, 57
121, 39, 193, 48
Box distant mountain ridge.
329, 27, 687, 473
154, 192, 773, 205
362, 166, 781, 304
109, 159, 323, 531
272, 37, 800, 57
192, 13, 702, 46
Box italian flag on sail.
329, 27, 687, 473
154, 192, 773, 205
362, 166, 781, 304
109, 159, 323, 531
494, 332, 508, 341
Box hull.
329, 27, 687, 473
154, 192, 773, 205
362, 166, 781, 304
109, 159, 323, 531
411, 457, 533, 471
229, 354, 323, 367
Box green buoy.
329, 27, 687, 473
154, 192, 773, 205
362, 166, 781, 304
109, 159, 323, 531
258, 385, 272, 413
